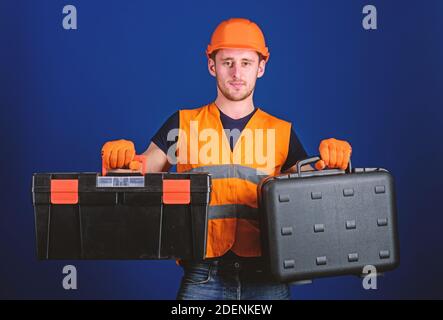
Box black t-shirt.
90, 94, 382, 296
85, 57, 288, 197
151, 108, 308, 172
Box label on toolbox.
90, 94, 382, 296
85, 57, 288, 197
96, 176, 145, 188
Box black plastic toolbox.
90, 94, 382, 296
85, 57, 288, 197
258, 156, 400, 283
32, 172, 211, 260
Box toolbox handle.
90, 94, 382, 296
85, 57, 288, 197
101, 154, 147, 176
296, 156, 352, 177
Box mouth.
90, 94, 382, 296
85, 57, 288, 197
229, 82, 245, 90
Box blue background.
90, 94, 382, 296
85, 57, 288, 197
1, 0, 442, 299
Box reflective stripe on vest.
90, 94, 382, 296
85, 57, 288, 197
183, 164, 268, 186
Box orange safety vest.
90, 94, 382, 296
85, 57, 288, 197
177, 102, 291, 258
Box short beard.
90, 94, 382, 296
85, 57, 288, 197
217, 77, 255, 101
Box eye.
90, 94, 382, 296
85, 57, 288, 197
223, 61, 233, 67
242, 61, 251, 67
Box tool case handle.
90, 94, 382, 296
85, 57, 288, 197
296, 156, 352, 177
101, 155, 147, 176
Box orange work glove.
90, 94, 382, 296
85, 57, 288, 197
315, 138, 352, 171
101, 139, 142, 170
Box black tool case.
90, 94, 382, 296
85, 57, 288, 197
32, 172, 211, 260
258, 157, 399, 283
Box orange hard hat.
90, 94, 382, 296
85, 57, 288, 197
206, 18, 270, 62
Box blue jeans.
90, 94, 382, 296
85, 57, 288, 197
176, 260, 291, 300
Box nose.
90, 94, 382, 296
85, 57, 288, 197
230, 64, 241, 79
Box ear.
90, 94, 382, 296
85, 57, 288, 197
208, 58, 216, 77
257, 59, 266, 79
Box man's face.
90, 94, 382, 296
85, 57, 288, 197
208, 48, 266, 101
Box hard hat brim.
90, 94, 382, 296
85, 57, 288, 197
206, 44, 270, 62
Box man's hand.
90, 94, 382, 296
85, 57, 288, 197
101, 139, 141, 170
315, 138, 352, 171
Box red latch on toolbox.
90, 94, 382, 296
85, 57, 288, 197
50, 179, 79, 204
163, 179, 191, 204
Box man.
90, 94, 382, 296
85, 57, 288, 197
101, 18, 352, 300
